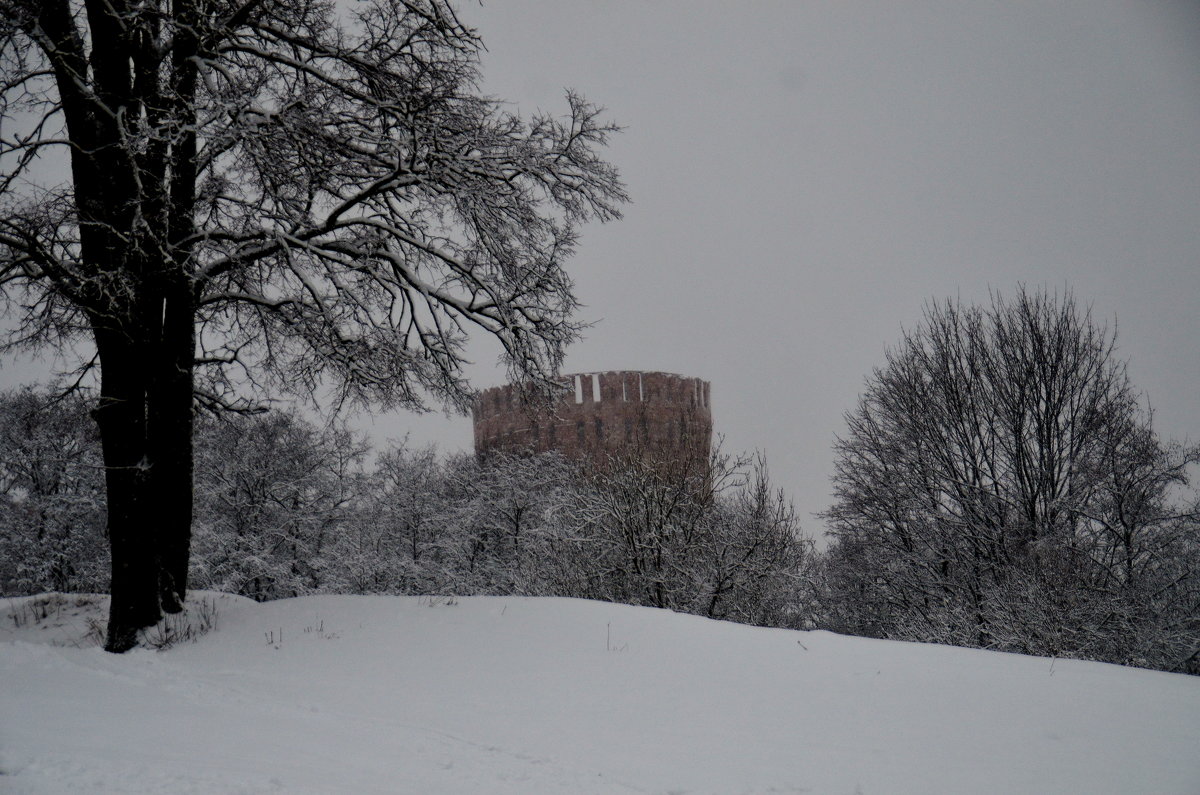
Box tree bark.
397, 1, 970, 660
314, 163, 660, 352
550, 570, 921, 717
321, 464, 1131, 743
150, 0, 201, 614
93, 291, 197, 649
147, 283, 196, 613
93, 327, 161, 652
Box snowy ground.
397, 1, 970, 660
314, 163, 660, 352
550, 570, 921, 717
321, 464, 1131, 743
1, 592, 1198, 794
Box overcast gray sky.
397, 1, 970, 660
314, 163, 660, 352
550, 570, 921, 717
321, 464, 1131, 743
358, 0, 1200, 537
3, 1, 1198, 540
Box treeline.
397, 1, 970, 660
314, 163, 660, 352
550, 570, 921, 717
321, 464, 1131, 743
2, 290, 1197, 674
0, 388, 813, 630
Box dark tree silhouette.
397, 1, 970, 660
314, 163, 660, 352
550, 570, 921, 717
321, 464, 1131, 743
823, 288, 1199, 671
0, 0, 626, 650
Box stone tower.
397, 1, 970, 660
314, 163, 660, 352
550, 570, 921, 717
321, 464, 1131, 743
472, 371, 712, 475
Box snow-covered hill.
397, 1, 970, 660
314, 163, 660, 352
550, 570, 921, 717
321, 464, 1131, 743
1, 592, 1197, 794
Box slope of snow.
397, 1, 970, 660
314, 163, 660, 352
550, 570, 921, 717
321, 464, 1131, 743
1, 592, 1198, 794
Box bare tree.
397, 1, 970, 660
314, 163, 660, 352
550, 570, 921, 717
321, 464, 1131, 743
823, 288, 1199, 671
340, 439, 448, 594
699, 454, 813, 627
190, 412, 367, 601
439, 450, 582, 594
576, 443, 720, 610
0, 0, 625, 649
0, 387, 108, 594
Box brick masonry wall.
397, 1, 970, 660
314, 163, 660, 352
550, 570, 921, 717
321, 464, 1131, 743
473, 371, 712, 474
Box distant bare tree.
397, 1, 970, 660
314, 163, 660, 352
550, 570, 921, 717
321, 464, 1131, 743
0, 0, 625, 649
699, 454, 814, 626
336, 439, 448, 594
0, 387, 107, 594
568, 443, 814, 624
579, 444, 721, 610
823, 288, 1199, 671
441, 450, 584, 594
190, 412, 367, 601
434, 445, 814, 625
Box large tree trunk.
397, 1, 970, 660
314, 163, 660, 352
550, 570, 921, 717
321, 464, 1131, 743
94, 286, 197, 651
93, 327, 161, 653
36, 0, 201, 652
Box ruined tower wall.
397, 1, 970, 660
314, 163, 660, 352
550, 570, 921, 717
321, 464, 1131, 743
472, 371, 712, 473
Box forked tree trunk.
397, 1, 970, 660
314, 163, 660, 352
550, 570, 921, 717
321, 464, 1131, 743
35, 0, 201, 652
93, 291, 196, 652
93, 327, 161, 652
